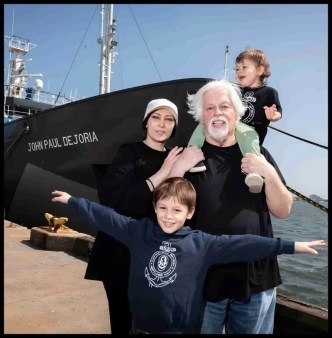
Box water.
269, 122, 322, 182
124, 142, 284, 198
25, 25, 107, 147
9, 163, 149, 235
272, 200, 328, 309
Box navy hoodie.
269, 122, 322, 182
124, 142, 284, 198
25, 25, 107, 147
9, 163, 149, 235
69, 196, 294, 334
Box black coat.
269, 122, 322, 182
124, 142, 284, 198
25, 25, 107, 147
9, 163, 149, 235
85, 141, 170, 285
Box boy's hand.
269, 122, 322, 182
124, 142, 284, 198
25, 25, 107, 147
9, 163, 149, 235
295, 240, 327, 254
264, 104, 280, 121
51, 190, 71, 204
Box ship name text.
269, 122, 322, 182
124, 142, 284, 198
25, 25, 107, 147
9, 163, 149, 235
27, 131, 99, 152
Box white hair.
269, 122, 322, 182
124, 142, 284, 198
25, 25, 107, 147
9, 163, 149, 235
187, 80, 246, 123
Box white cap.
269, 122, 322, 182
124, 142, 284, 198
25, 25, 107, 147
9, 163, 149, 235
143, 98, 178, 125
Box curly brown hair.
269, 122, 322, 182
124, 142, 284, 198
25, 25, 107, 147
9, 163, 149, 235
235, 49, 271, 84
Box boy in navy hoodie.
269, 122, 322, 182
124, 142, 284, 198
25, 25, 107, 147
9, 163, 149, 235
51, 177, 326, 334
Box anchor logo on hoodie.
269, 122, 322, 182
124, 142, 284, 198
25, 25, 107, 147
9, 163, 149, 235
145, 241, 177, 288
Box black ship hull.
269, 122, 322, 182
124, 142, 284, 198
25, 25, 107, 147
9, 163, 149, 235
4, 78, 211, 235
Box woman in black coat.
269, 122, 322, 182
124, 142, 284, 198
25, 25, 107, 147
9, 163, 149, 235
85, 98, 183, 334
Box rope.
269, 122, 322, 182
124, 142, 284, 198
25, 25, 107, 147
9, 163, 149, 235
266, 126, 327, 213
127, 4, 163, 82
268, 125, 328, 150
286, 186, 328, 213
53, 5, 99, 106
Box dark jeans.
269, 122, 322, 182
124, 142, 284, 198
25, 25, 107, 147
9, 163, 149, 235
103, 281, 132, 334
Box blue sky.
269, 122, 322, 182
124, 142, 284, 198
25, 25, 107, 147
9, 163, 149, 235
4, 4, 328, 199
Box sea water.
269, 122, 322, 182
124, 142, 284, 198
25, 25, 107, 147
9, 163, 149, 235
272, 200, 328, 309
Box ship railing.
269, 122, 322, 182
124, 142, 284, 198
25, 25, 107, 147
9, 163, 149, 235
3, 84, 75, 106
4, 104, 33, 117
8, 35, 34, 55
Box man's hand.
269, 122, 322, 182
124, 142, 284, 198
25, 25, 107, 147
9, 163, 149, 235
241, 153, 273, 179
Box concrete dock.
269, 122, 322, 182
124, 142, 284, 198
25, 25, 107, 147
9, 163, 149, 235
4, 220, 111, 334
4, 220, 327, 334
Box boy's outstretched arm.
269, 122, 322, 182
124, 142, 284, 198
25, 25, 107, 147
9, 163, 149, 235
51, 190, 134, 247
295, 240, 327, 255
209, 235, 327, 266
52, 190, 71, 204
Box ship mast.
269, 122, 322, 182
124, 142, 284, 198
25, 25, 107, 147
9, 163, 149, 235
4, 35, 43, 99
223, 45, 229, 80
98, 4, 118, 94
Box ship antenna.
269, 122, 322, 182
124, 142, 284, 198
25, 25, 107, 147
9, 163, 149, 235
223, 45, 229, 80
98, 4, 118, 94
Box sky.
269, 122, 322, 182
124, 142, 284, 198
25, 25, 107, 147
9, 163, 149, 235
4, 4, 328, 199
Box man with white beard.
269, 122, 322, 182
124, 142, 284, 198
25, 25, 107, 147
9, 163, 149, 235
169, 80, 293, 334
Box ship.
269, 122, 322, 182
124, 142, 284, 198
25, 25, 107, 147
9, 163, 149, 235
3, 4, 328, 334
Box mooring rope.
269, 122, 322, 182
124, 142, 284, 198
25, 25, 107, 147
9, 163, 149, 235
286, 186, 328, 213
267, 125, 328, 213
268, 125, 328, 150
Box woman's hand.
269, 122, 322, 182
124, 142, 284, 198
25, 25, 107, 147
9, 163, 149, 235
169, 147, 205, 177
147, 146, 184, 190
158, 146, 184, 176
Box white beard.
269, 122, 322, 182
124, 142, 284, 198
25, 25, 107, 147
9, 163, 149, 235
207, 120, 229, 142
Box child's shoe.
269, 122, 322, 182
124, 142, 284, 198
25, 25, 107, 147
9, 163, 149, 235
245, 173, 264, 193
189, 161, 206, 173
